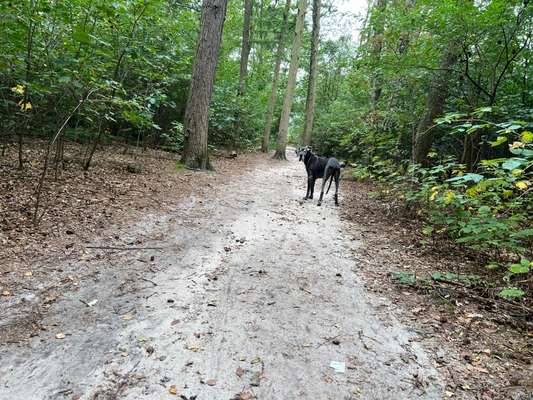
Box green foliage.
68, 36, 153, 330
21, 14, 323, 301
498, 288, 525, 299
361, 110, 532, 296
391, 271, 416, 285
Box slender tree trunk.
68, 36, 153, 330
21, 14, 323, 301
272, 0, 307, 160
256, 0, 265, 67
19, 0, 37, 170
181, 0, 228, 169
234, 0, 253, 149
411, 47, 458, 165
84, 119, 103, 171
301, 0, 321, 146
261, 0, 292, 153
238, 0, 252, 96
370, 0, 387, 109
18, 132, 24, 170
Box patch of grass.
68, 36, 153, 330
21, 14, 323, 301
175, 162, 186, 172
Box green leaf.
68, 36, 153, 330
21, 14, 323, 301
521, 131, 533, 143
510, 229, 533, 239
391, 272, 416, 285
473, 106, 492, 115
431, 272, 442, 280
508, 264, 529, 274
498, 288, 525, 298
422, 226, 434, 235
501, 158, 526, 170
446, 173, 484, 184
490, 136, 507, 147
72, 30, 91, 44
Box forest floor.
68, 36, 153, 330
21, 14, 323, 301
0, 145, 531, 400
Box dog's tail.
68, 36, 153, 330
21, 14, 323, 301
326, 171, 337, 194
326, 163, 344, 194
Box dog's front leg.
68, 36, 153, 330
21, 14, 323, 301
304, 176, 312, 199
334, 170, 340, 206
309, 177, 315, 199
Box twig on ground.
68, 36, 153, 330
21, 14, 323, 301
85, 246, 164, 251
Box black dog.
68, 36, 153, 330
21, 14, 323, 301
296, 147, 344, 206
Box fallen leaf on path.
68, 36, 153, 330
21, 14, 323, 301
169, 385, 178, 395
1, 290, 11, 296
234, 391, 253, 400
250, 357, 262, 365
23, 271, 33, 277
55, 332, 66, 339
236, 367, 245, 377
250, 372, 262, 386
206, 378, 216, 386
186, 344, 202, 352
122, 314, 133, 320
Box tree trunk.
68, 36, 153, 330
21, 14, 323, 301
84, 120, 103, 171
301, 0, 321, 146
411, 47, 458, 165
370, 0, 387, 109
238, 0, 253, 96
261, 0, 292, 153
18, 132, 24, 170
233, 0, 253, 149
272, 0, 307, 160
181, 0, 228, 169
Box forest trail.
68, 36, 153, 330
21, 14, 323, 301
0, 150, 444, 400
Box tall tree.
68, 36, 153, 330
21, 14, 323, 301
181, 0, 228, 169
369, 0, 387, 109
272, 0, 307, 159
301, 0, 321, 146
238, 0, 253, 96
411, 46, 459, 165
261, 0, 292, 153
233, 0, 253, 148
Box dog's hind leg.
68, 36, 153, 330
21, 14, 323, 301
317, 167, 332, 206
334, 169, 340, 206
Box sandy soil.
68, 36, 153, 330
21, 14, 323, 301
0, 150, 446, 400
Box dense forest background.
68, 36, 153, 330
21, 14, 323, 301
1, 0, 532, 296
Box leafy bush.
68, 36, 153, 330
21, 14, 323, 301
357, 110, 532, 297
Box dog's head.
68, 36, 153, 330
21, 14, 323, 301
297, 146, 312, 162
295, 147, 304, 161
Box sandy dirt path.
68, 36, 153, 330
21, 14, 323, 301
0, 150, 444, 399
